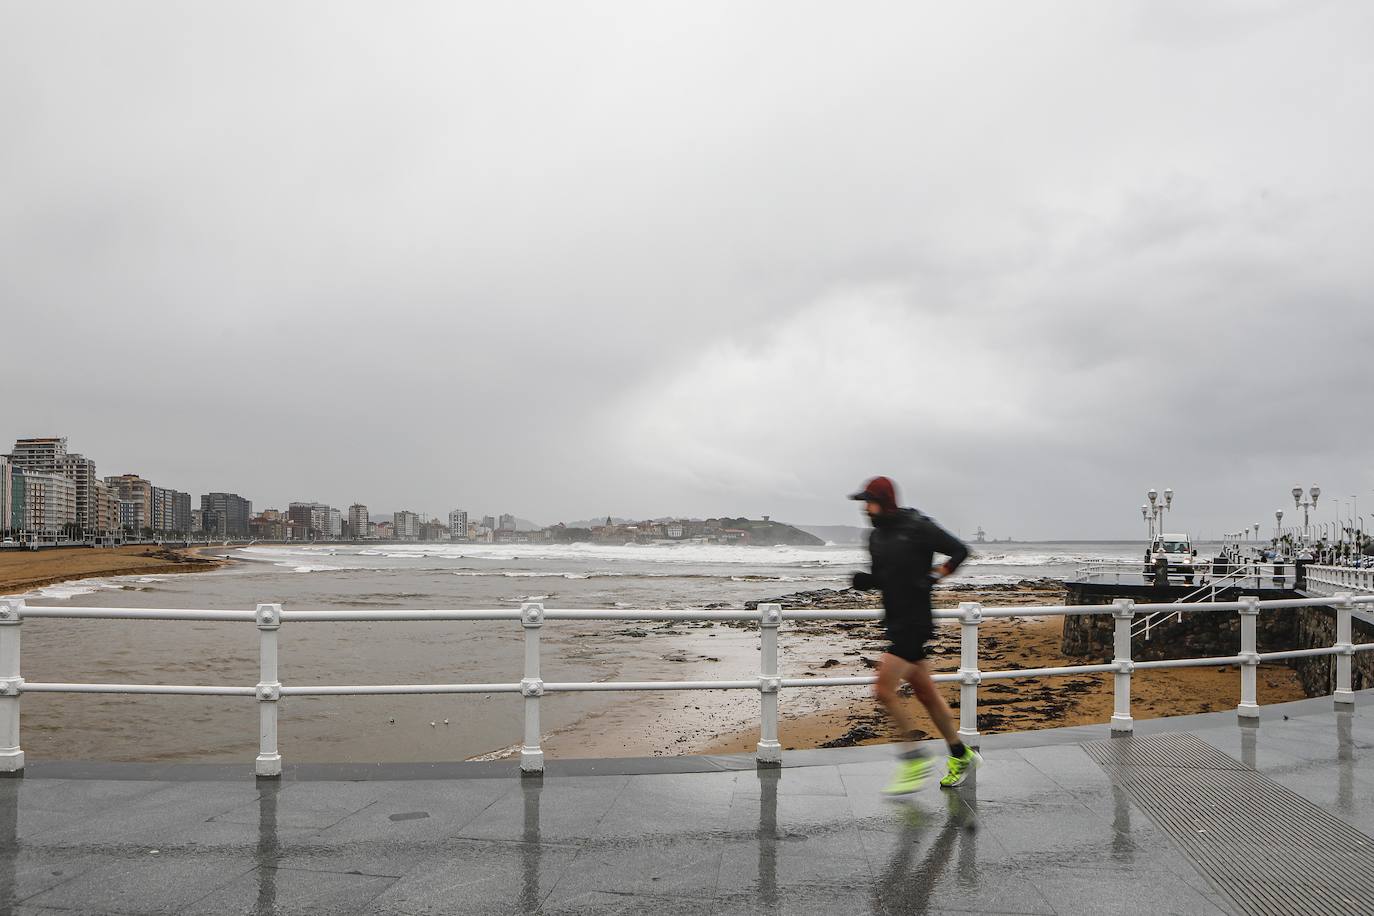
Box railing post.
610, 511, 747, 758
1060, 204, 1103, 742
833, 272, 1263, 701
1111, 599, 1135, 734
520, 602, 545, 775
1334, 592, 1355, 708
0, 599, 24, 775
957, 602, 981, 748
255, 603, 282, 777
756, 603, 782, 767
1237, 595, 1260, 720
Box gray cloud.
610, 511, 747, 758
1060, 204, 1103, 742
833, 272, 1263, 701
3, 1, 1371, 538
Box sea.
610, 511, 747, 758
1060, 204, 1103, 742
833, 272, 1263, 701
14, 540, 1204, 764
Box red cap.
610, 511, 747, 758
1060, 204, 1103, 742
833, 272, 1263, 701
849, 476, 899, 513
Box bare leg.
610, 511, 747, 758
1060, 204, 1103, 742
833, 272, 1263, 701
873, 653, 921, 739
905, 660, 960, 747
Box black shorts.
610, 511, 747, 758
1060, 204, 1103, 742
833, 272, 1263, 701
886, 629, 930, 663
885, 600, 934, 663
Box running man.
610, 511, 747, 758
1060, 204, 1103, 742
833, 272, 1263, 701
849, 476, 981, 794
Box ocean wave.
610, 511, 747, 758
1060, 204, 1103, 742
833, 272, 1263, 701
240, 542, 867, 568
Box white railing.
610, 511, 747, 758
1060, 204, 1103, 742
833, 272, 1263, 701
1132, 563, 1278, 640
1305, 565, 1374, 598
1074, 560, 1297, 590
0, 593, 1371, 777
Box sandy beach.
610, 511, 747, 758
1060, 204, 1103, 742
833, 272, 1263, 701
0, 545, 227, 598
3, 554, 1311, 764
541, 579, 1309, 759
695, 581, 1309, 755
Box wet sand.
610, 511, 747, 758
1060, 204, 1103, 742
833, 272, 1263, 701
0, 546, 226, 597
546, 579, 1308, 758
4, 567, 1310, 764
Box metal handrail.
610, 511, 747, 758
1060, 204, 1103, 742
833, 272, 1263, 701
1133, 562, 1264, 641
0, 593, 1371, 776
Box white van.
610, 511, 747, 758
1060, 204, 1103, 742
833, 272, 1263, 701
1145, 533, 1198, 582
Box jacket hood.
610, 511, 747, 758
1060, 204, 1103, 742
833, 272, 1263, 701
851, 476, 900, 513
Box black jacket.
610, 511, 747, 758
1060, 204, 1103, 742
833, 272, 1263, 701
854, 508, 969, 626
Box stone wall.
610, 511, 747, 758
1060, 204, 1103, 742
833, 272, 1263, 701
1290, 605, 1374, 696
1062, 583, 1374, 698
1061, 591, 1296, 662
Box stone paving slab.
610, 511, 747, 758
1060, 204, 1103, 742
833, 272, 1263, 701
0, 691, 1370, 914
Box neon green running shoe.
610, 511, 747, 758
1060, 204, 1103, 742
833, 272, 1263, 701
939, 747, 983, 788
882, 755, 934, 796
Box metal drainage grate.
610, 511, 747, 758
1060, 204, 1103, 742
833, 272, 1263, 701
1084, 733, 1374, 916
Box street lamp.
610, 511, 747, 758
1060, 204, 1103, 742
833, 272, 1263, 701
1293, 486, 1320, 542
1143, 488, 1174, 542
1275, 509, 1284, 539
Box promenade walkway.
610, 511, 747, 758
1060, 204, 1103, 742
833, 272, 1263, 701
2, 691, 1371, 915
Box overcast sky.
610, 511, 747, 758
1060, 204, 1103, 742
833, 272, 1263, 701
3, 1, 1371, 539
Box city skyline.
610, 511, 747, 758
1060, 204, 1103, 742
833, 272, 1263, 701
6, 430, 1373, 542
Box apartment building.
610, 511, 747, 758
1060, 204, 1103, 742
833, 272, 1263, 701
498, 513, 516, 532
0, 459, 14, 534
393, 511, 419, 541
93, 481, 122, 535
449, 509, 468, 540
21, 471, 77, 534
147, 487, 194, 534
105, 474, 153, 532
287, 502, 332, 539
7, 437, 105, 533
349, 504, 369, 539
201, 492, 252, 538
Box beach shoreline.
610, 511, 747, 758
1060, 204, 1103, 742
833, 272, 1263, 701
541, 578, 1310, 759
0, 545, 229, 598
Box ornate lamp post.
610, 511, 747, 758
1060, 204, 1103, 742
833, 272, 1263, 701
1275, 509, 1284, 540
1292, 487, 1320, 542
1144, 488, 1174, 542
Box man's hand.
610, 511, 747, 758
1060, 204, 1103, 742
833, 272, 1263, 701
933, 562, 957, 581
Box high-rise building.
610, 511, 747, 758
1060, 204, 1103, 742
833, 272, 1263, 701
173, 490, 192, 534
393, 511, 419, 541
8, 437, 67, 473
21, 471, 77, 534
287, 502, 314, 534
481, 516, 496, 531
105, 474, 153, 532
349, 504, 369, 539
7, 437, 102, 533
92, 481, 122, 536
0, 459, 14, 535
148, 487, 194, 534
498, 513, 516, 532
59, 454, 98, 532
448, 510, 468, 540
328, 507, 343, 539
201, 492, 252, 538
287, 502, 332, 539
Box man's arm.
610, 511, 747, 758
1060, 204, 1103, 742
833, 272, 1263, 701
923, 518, 970, 579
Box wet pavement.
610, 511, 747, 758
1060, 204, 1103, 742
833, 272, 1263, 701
1, 691, 1371, 915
